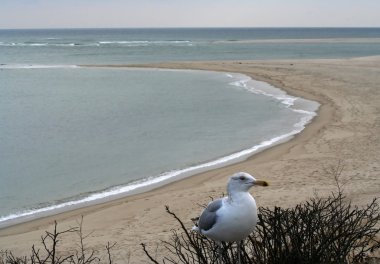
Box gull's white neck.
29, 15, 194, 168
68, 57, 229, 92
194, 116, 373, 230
227, 190, 253, 203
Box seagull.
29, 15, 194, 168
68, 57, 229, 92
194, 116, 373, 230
192, 172, 268, 263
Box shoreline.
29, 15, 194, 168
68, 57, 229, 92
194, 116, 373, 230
0, 70, 318, 229
1, 57, 379, 263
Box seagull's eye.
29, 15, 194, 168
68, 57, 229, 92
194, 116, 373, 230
239, 176, 246, 181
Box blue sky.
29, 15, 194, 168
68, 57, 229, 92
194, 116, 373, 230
1, 0, 380, 29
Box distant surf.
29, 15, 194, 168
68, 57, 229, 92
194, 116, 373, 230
0, 64, 79, 69
0, 40, 193, 47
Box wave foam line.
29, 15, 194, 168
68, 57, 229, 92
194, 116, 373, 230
227, 73, 317, 115
0, 42, 84, 47
0, 64, 80, 69
0, 103, 316, 225
0, 120, 309, 224
0, 40, 192, 47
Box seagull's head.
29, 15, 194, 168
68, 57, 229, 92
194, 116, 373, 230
228, 172, 269, 193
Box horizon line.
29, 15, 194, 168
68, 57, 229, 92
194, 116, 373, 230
1, 26, 380, 31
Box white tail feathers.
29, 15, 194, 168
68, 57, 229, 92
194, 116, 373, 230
192, 226, 200, 232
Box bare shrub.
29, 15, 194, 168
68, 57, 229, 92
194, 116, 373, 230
142, 193, 380, 264
0, 219, 115, 264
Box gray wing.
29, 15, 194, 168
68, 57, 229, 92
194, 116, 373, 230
198, 199, 223, 231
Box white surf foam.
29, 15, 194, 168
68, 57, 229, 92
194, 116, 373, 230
0, 42, 87, 47
98, 40, 192, 46
0, 40, 192, 48
227, 73, 318, 114
0, 64, 80, 69
0, 128, 310, 226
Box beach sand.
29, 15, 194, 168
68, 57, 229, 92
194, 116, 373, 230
0, 57, 379, 263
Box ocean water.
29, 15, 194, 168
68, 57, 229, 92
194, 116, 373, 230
0, 28, 378, 227
1, 28, 380, 64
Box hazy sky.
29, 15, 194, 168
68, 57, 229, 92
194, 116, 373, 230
1, 0, 380, 29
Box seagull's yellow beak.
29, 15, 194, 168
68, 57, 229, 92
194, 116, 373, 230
255, 180, 269, 187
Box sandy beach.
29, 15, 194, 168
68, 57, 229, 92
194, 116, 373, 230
1, 57, 379, 263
